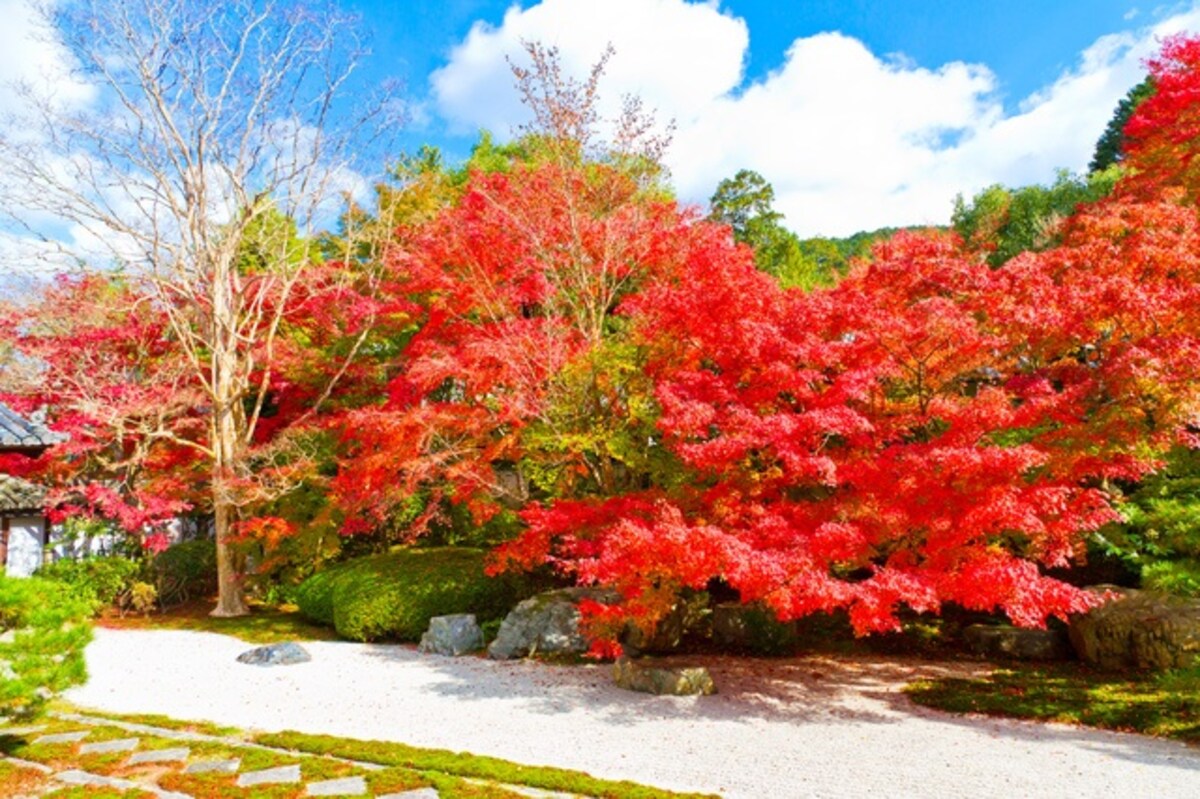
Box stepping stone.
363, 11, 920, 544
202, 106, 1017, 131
80, 737, 140, 754
185, 758, 241, 774
306, 775, 368, 796
0, 724, 46, 736
56, 770, 140, 789
377, 790, 440, 799
236, 764, 302, 787
34, 730, 91, 745
129, 747, 191, 765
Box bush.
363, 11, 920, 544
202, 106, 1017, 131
292, 564, 345, 626
152, 539, 217, 607
296, 548, 528, 642
35, 556, 142, 611
0, 574, 92, 717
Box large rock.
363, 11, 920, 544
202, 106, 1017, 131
235, 641, 311, 666
488, 587, 619, 660
963, 624, 1071, 661
1068, 587, 1200, 671
419, 614, 484, 657
613, 658, 716, 696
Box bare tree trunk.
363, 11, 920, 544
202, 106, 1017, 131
211, 485, 248, 617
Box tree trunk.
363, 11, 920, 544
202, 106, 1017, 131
209, 276, 249, 618
210, 495, 248, 617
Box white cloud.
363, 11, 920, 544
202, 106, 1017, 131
431, 0, 747, 135
430, 0, 1200, 237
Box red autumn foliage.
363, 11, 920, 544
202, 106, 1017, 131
1122, 34, 1200, 201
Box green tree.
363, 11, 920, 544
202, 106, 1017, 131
1098, 445, 1200, 597
708, 169, 827, 288
952, 168, 1120, 267
1090, 76, 1156, 174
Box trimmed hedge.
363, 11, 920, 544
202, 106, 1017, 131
295, 548, 527, 642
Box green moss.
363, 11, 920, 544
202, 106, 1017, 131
256, 730, 722, 799
297, 547, 529, 642
53, 705, 241, 738
365, 766, 433, 794
97, 600, 339, 644
906, 663, 1200, 743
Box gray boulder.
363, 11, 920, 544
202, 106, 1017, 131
488, 587, 619, 660
419, 614, 484, 657
1068, 586, 1200, 671
963, 624, 1071, 661
613, 658, 716, 696
235, 641, 311, 666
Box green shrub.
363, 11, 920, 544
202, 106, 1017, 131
152, 539, 217, 606
293, 564, 347, 626
296, 548, 527, 642
0, 574, 92, 717
34, 556, 142, 611
740, 605, 799, 656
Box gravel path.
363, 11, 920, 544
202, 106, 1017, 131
68, 628, 1200, 798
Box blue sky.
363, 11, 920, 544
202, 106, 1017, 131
332, 0, 1200, 236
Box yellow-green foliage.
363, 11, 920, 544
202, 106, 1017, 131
0, 575, 92, 718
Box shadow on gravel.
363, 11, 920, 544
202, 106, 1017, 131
362, 642, 1200, 776
857, 677, 1200, 774
360, 644, 981, 727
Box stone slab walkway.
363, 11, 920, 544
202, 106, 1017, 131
1, 711, 570, 798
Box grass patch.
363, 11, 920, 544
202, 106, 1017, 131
255, 730, 722, 799
97, 599, 339, 644
906, 663, 1200, 743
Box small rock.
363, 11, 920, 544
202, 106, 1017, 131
34, 730, 91, 745
419, 614, 484, 657
963, 624, 1071, 660
613, 658, 716, 696
489, 587, 620, 660
129, 747, 191, 765
237, 764, 302, 787
80, 737, 139, 755
236, 641, 312, 666
185, 758, 241, 774
306, 775, 368, 796
376, 790, 440, 799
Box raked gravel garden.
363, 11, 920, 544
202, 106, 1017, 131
30, 627, 1196, 799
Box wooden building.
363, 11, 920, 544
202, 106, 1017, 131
0, 404, 64, 576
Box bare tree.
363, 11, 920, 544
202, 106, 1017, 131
0, 0, 395, 616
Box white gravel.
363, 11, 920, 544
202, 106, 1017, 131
68, 628, 1200, 798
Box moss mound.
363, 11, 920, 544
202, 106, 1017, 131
295, 548, 526, 642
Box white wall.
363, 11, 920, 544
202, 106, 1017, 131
5, 516, 45, 577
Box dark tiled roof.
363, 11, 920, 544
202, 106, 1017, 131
0, 473, 45, 513
0, 403, 66, 449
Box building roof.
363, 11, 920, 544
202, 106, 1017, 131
0, 403, 66, 449
0, 473, 45, 513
